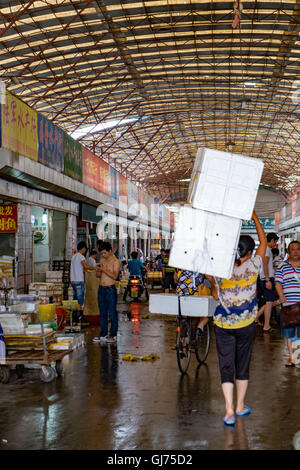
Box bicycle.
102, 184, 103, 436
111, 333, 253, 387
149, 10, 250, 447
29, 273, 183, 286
176, 296, 210, 374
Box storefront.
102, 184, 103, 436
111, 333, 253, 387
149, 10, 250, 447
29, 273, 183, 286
31, 206, 50, 282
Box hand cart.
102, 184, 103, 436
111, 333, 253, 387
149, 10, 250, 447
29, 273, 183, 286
0, 300, 72, 384
0, 348, 72, 383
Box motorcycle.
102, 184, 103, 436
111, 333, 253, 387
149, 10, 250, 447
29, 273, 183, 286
123, 272, 149, 302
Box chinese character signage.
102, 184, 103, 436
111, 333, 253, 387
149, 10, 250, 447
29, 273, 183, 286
38, 115, 63, 172
241, 218, 275, 233
63, 132, 82, 181
98, 158, 110, 195
2, 91, 37, 161
0, 204, 18, 233
119, 174, 128, 203
82, 148, 98, 190
110, 167, 120, 199
82, 148, 110, 195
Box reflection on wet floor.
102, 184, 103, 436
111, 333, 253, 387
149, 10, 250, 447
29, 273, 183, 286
0, 297, 300, 450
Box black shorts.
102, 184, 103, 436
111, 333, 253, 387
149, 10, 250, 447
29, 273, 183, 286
164, 271, 176, 289
260, 277, 277, 302
215, 323, 256, 384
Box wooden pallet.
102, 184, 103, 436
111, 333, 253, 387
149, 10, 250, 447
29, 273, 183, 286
0, 348, 73, 365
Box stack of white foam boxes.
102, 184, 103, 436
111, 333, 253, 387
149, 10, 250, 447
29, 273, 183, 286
46, 271, 64, 305
169, 148, 264, 279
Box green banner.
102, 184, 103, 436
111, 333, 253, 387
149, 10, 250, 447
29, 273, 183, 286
242, 218, 275, 233
63, 132, 82, 181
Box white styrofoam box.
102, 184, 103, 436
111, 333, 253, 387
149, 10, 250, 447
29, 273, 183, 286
149, 293, 217, 317
169, 205, 241, 279
0, 314, 25, 335
188, 148, 264, 220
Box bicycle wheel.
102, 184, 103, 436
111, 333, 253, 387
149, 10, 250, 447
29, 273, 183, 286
176, 318, 192, 374
195, 323, 210, 364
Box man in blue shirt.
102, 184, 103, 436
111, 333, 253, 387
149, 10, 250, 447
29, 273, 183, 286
127, 251, 144, 277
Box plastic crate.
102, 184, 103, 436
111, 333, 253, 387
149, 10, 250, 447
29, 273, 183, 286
188, 148, 264, 220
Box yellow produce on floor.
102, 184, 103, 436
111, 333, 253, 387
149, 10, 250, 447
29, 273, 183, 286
122, 353, 160, 362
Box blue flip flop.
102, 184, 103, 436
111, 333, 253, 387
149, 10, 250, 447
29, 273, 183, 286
223, 415, 236, 426
236, 406, 251, 417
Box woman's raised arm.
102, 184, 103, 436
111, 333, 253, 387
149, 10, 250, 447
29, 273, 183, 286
252, 210, 267, 259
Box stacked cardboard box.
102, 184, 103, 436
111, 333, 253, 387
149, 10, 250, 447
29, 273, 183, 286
67, 286, 73, 300
28, 282, 55, 304
46, 271, 64, 305
0, 256, 14, 276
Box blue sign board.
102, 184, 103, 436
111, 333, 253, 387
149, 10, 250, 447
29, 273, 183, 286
38, 115, 63, 172
110, 167, 120, 199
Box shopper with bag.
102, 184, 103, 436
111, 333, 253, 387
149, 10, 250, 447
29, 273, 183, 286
209, 210, 267, 426
275, 240, 300, 367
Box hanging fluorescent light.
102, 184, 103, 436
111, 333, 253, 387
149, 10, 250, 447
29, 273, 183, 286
244, 82, 256, 88
178, 178, 191, 182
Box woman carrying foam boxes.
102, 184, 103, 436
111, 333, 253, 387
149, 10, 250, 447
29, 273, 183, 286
209, 211, 267, 426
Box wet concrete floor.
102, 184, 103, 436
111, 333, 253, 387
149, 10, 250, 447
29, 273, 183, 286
0, 295, 300, 451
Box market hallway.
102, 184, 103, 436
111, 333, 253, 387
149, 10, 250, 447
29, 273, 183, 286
0, 300, 299, 451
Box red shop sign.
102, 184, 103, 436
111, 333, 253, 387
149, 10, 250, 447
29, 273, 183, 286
0, 204, 18, 233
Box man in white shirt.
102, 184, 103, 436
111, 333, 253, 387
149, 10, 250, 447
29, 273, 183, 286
255, 232, 279, 332
70, 241, 97, 321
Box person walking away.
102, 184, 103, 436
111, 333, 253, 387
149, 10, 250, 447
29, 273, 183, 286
275, 240, 300, 367
70, 241, 98, 322
162, 249, 176, 293
255, 232, 279, 332
93, 242, 121, 344
174, 269, 209, 333
127, 251, 145, 277
209, 211, 267, 426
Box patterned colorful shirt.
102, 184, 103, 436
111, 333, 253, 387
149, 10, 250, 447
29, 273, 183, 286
275, 260, 300, 305
214, 255, 262, 329
176, 270, 204, 296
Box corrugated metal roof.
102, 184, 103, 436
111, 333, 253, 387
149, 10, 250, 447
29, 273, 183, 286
1, 0, 300, 202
